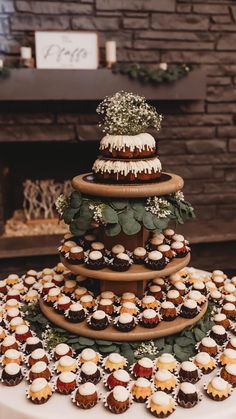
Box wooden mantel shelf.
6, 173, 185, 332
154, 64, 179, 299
0, 68, 206, 101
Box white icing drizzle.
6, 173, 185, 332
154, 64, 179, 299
211, 325, 226, 335
70, 303, 83, 312
211, 377, 227, 391
201, 337, 216, 348
93, 157, 161, 177
89, 251, 103, 261
4, 349, 20, 359
112, 385, 129, 402
142, 309, 157, 319
223, 349, 236, 359
225, 364, 236, 375
167, 290, 180, 299
161, 301, 175, 309
99, 298, 112, 306
81, 348, 96, 361
55, 343, 70, 356
59, 355, 74, 367
151, 391, 171, 406
113, 369, 130, 382
100, 291, 115, 300
99, 133, 156, 153
58, 296, 71, 305
133, 247, 146, 257
142, 295, 155, 304
30, 377, 48, 392
180, 382, 197, 394
181, 361, 197, 372
92, 310, 106, 320
31, 361, 47, 374
135, 377, 151, 388
58, 372, 75, 384
155, 370, 172, 382
31, 348, 46, 360
138, 357, 153, 368
118, 313, 133, 324
158, 354, 175, 364
5, 363, 20, 375
79, 382, 96, 396
81, 362, 97, 375
108, 353, 123, 364
195, 352, 211, 365
148, 251, 163, 261
112, 244, 125, 254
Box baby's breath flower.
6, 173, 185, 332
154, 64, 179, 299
145, 196, 171, 218
89, 203, 105, 225
174, 191, 185, 202
97, 91, 162, 135
55, 194, 69, 216
134, 341, 159, 359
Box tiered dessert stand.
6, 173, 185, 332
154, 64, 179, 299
40, 171, 208, 341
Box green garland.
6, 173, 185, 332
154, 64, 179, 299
112, 63, 190, 85
56, 190, 195, 238
22, 300, 215, 365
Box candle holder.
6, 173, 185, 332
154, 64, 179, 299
105, 41, 117, 69
20, 47, 35, 69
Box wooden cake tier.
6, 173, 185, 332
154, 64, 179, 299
72, 172, 184, 198
62, 254, 190, 282
40, 299, 208, 342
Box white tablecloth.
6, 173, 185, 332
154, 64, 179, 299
0, 372, 235, 419
1, 268, 235, 419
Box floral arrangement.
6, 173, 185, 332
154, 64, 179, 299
112, 62, 190, 85
96, 91, 162, 135
55, 190, 195, 237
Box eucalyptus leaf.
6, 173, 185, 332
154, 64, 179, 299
78, 337, 95, 346
98, 345, 118, 353
175, 336, 195, 347
110, 200, 128, 210
105, 223, 121, 237
63, 208, 78, 224
174, 344, 191, 362
95, 340, 113, 346
153, 217, 169, 230
70, 191, 82, 209
102, 206, 119, 224
143, 212, 156, 230
194, 328, 206, 342
122, 219, 141, 235
70, 221, 86, 237
118, 209, 134, 226
154, 337, 165, 350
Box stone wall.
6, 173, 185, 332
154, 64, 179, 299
1, 0, 236, 225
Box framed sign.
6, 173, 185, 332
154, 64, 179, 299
35, 31, 99, 69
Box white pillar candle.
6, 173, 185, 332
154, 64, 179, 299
0, 59, 3, 68
105, 41, 117, 65
20, 46, 32, 60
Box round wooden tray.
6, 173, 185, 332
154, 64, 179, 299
62, 254, 190, 282
71, 172, 184, 198
40, 299, 208, 342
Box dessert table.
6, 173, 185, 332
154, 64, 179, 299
0, 369, 235, 419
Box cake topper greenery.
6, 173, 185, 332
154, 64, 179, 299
96, 91, 162, 135
56, 190, 195, 237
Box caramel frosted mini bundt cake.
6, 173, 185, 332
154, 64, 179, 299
146, 391, 176, 417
